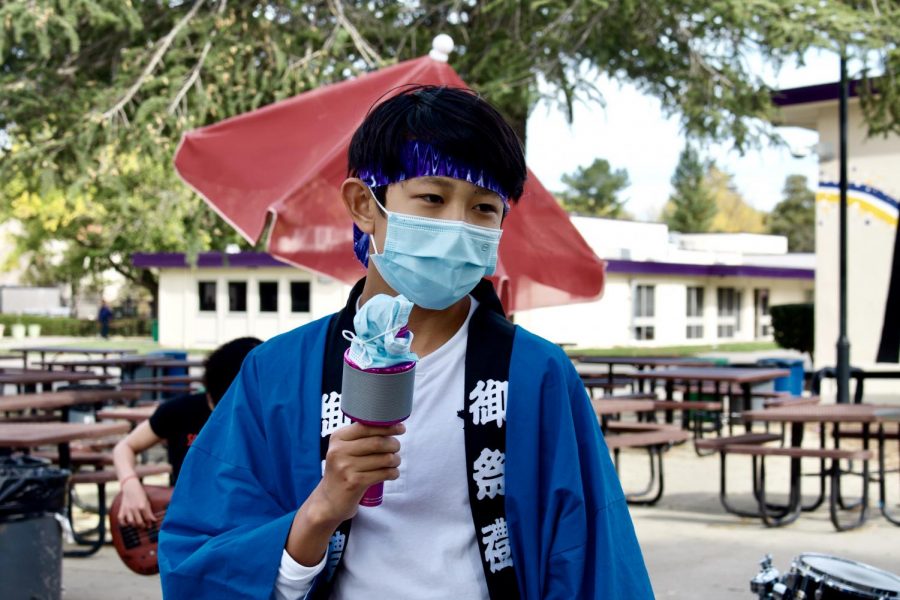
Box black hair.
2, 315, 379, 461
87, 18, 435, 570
203, 336, 263, 405
348, 85, 527, 201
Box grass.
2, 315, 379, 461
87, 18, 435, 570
570, 341, 780, 357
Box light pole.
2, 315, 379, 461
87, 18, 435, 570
836, 52, 851, 404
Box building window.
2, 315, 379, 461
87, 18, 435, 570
634, 285, 655, 318
635, 326, 655, 341
259, 281, 278, 313
686, 286, 704, 339
717, 287, 741, 339
291, 281, 311, 313
198, 281, 217, 312
228, 281, 247, 312
633, 284, 655, 340
754, 288, 771, 338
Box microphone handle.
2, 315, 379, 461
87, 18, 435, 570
360, 482, 384, 507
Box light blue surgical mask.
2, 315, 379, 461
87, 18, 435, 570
368, 194, 503, 310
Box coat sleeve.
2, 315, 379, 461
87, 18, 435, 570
556, 360, 655, 599
158, 349, 298, 599
506, 331, 655, 599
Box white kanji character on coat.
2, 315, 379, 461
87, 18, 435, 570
473, 448, 505, 500
321, 391, 350, 437
481, 518, 513, 572
469, 379, 508, 428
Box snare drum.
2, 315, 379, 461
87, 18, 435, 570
777, 553, 900, 599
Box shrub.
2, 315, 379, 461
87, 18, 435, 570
770, 303, 814, 360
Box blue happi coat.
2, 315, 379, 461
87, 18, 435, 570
159, 311, 654, 599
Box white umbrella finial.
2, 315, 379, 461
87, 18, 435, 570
429, 34, 455, 62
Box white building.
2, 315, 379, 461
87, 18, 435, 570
514, 217, 813, 348
135, 220, 812, 349
773, 80, 900, 370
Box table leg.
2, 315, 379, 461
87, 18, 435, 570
663, 380, 674, 424
878, 425, 900, 526
741, 383, 752, 433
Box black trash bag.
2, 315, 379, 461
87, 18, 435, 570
0, 455, 70, 523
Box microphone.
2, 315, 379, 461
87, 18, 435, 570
340, 296, 418, 507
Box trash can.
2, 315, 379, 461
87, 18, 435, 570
0, 456, 71, 600
757, 358, 805, 396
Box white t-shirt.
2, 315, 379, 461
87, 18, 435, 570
274, 297, 488, 600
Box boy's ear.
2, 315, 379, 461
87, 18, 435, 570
341, 178, 377, 234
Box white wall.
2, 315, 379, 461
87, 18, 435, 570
158, 267, 352, 348
812, 101, 900, 369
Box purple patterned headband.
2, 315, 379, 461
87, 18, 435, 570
352, 140, 509, 267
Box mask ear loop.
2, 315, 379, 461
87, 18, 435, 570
367, 187, 389, 256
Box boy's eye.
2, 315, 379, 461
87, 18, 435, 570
474, 203, 501, 214
417, 194, 444, 204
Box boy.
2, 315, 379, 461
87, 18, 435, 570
160, 86, 653, 599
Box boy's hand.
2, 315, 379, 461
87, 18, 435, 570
309, 422, 404, 526
118, 479, 157, 529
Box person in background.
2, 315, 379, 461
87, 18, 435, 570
112, 336, 262, 528
98, 300, 113, 339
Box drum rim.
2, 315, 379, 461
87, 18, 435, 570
793, 552, 900, 597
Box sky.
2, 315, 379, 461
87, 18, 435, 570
525, 50, 845, 221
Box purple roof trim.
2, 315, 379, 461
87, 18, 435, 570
132, 253, 813, 280
772, 78, 881, 107
605, 259, 813, 280
132, 252, 289, 269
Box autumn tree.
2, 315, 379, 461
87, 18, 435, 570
706, 166, 767, 233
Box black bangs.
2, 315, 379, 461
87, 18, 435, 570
347, 85, 527, 201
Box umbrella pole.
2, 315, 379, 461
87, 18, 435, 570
836, 53, 851, 404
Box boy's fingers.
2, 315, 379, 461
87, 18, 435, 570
338, 422, 405, 441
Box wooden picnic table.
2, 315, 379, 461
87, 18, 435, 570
146, 358, 206, 369
591, 398, 657, 416
125, 374, 203, 386
39, 355, 156, 378
11, 345, 137, 369
743, 403, 900, 527
96, 405, 158, 424
0, 369, 114, 393
577, 356, 719, 393
0, 422, 130, 469
0, 389, 141, 409
0, 389, 141, 420
628, 367, 790, 432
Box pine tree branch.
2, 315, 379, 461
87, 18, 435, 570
327, 0, 382, 67
101, 0, 206, 123
167, 39, 211, 115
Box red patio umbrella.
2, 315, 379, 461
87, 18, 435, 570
173, 38, 605, 313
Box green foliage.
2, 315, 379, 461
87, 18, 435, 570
558, 159, 630, 218
1, 0, 898, 298
770, 303, 815, 359
663, 145, 717, 233
768, 175, 816, 252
